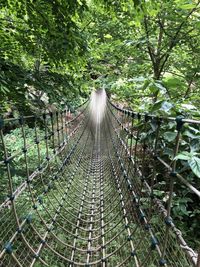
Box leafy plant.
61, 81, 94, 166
175, 151, 200, 178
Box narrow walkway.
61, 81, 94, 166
0, 91, 199, 266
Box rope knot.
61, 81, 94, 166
26, 214, 33, 224
176, 116, 184, 131
151, 236, 159, 249
165, 216, 173, 226
159, 258, 167, 266
4, 242, 13, 254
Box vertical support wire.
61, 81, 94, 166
148, 117, 162, 221
133, 113, 141, 176
64, 109, 68, 141
129, 114, 135, 158
60, 111, 65, 146
126, 113, 135, 177
50, 112, 56, 155
161, 117, 184, 262
118, 109, 127, 163
56, 111, 61, 149
138, 115, 148, 206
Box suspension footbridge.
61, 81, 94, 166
0, 90, 199, 266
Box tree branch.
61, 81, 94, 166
143, 16, 156, 66
158, 2, 200, 77
184, 72, 197, 98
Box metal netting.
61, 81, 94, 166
0, 93, 199, 267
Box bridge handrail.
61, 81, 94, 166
0, 99, 89, 123
109, 100, 200, 125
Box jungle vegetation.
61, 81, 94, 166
0, 0, 200, 115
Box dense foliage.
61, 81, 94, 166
86, 0, 200, 117
1, 0, 200, 115
0, 0, 89, 113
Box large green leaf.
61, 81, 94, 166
175, 151, 200, 178
179, 3, 196, 10
160, 101, 173, 112
163, 131, 177, 142
183, 130, 200, 139
188, 157, 200, 178
174, 151, 191, 161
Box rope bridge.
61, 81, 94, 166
0, 90, 200, 267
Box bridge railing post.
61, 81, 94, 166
161, 116, 184, 262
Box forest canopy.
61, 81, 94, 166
0, 0, 200, 117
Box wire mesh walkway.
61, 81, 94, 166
0, 91, 200, 266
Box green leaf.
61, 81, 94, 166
163, 131, 177, 142
179, 4, 196, 10
149, 84, 159, 94
188, 126, 199, 134
151, 100, 174, 113
188, 157, 200, 178
161, 101, 173, 112
150, 101, 162, 112
163, 77, 185, 89
104, 34, 113, 39
181, 104, 197, 110
163, 148, 174, 158
174, 152, 191, 161
154, 82, 167, 94
183, 130, 200, 139
190, 140, 200, 153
